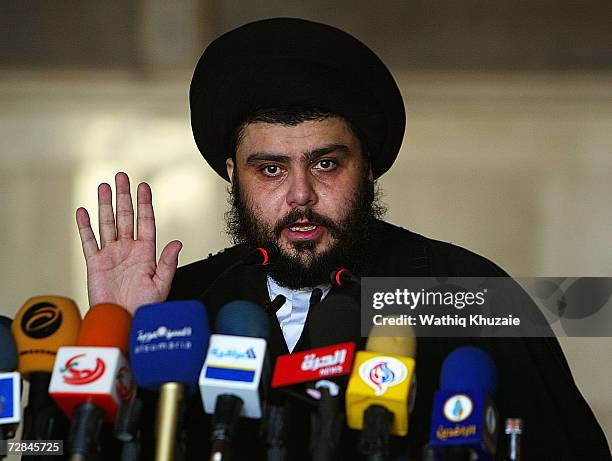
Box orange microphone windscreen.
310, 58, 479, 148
78, 303, 132, 356
12, 295, 81, 378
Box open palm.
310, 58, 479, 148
76, 172, 182, 314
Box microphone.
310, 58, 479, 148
304, 293, 362, 461
330, 267, 361, 288
48, 303, 134, 460
0, 324, 17, 373
346, 322, 418, 461
129, 300, 210, 461
12, 296, 81, 442
271, 342, 355, 389
0, 316, 12, 330
199, 243, 279, 301
503, 418, 523, 461
266, 337, 353, 461
265, 294, 287, 315
242, 243, 279, 266
428, 347, 499, 461
0, 324, 20, 442
199, 300, 271, 461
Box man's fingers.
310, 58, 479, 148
98, 183, 116, 248
137, 182, 156, 242
115, 172, 135, 240
155, 240, 182, 296
76, 207, 99, 258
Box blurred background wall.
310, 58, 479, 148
1, 0, 611, 449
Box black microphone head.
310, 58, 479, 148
330, 268, 360, 288
0, 324, 17, 371
0, 315, 12, 330
308, 293, 361, 348
215, 300, 271, 340
243, 242, 279, 266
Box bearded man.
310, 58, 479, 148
76, 18, 610, 461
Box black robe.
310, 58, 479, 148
138, 220, 609, 461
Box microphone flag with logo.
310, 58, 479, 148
12, 296, 81, 377
306, 293, 361, 461
199, 300, 271, 461
346, 320, 417, 460
428, 346, 499, 461
129, 300, 210, 461
271, 342, 355, 388
48, 303, 134, 460
12, 295, 81, 441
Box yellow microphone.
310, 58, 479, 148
11, 295, 82, 440
12, 295, 82, 377
345, 320, 417, 459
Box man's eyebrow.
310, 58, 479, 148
303, 144, 350, 163
245, 144, 351, 165
245, 153, 290, 164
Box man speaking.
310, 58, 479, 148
75, 18, 610, 460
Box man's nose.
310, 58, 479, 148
286, 169, 318, 208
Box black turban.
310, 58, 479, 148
190, 17, 405, 181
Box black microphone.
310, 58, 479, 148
262, 402, 290, 461
309, 288, 323, 308
242, 243, 279, 266
307, 294, 362, 461
265, 295, 287, 314
330, 268, 361, 289
198, 243, 279, 301
308, 293, 362, 351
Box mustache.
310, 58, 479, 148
273, 208, 343, 238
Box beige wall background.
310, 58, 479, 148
1, 0, 610, 454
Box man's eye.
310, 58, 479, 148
262, 165, 281, 176
314, 159, 336, 171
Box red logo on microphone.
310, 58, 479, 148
61, 353, 106, 385
271, 342, 355, 388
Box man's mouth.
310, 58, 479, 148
283, 221, 325, 240
288, 224, 317, 232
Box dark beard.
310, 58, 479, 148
225, 169, 386, 289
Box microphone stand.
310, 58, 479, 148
115, 397, 144, 461
359, 405, 393, 461
262, 404, 288, 461
209, 394, 243, 461
68, 402, 104, 461
309, 381, 342, 461
155, 382, 185, 461
22, 372, 69, 461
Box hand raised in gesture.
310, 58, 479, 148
76, 172, 182, 314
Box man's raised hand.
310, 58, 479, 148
76, 172, 182, 314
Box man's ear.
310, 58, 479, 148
226, 157, 235, 184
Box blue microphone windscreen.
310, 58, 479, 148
440, 346, 497, 396
0, 324, 17, 371
215, 300, 270, 340
129, 300, 210, 391
0, 315, 12, 330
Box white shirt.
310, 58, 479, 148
266, 276, 331, 352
